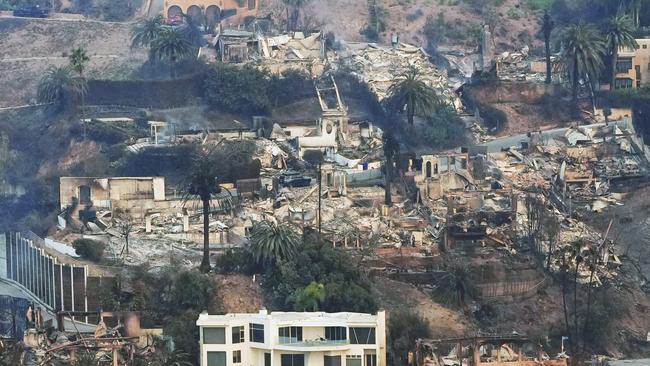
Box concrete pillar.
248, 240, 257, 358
70, 266, 74, 312
182, 214, 189, 233
145, 215, 153, 233
473, 341, 481, 366
377, 310, 387, 366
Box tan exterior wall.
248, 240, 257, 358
59, 177, 164, 210
163, 0, 259, 24
60, 177, 110, 209
615, 38, 650, 89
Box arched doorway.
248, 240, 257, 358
167, 5, 182, 18
186, 5, 204, 27
205, 5, 221, 32
425, 161, 432, 178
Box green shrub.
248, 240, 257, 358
171, 271, 215, 310
215, 248, 258, 274
387, 310, 431, 366
262, 233, 377, 313
203, 64, 271, 115
73, 239, 106, 262
406, 9, 424, 22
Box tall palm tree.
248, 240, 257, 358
382, 133, 399, 207
69, 47, 90, 123
542, 10, 555, 84
250, 220, 299, 265
184, 150, 222, 273
131, 15, 165, 49
37, 65, 86, 104
605, 14, 638, 90
151, 27, 195, 78
560, 23, 606, 101
387, 66, 439, 126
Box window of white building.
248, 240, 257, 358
207, 351, 226, 366
203, 327, 226, 344
279, 326, 303, 344
349, 327, 376, 344
250, 323, 265, 343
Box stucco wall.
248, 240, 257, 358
164, 0, 258, 24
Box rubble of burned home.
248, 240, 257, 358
51, 55, 650, 306
5, 6, 650, 364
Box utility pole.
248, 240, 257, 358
318, 163, 322, 236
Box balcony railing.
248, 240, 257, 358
277, 339, 349, 347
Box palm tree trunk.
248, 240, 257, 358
572, 56, 579, 101
286, 7, 290, 32
572, 261, 580, 360
610, 44, 618, 91
385, 155, 392, 206
560, 256, 573, 354
581, 264, 596, 354
200, 197, 211, 272
545, 35, 552, 84
318, 163, 322, 236
407, 103, 414, 125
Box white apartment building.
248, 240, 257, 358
196, 309, 387, 366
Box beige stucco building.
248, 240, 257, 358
164, 0, 259, 25
614, 38, 650, 89
196, 310, 387, 366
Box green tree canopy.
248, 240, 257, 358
386, 66, 439, 125
559, 23, 606, 100
289, 281, 326, 311
203, 63, 272, 115
263, 235, 377, 313
250, 220, 300, 264
131, 15, 165, 49
37, 65, 86, 103
605, 14, 638, 90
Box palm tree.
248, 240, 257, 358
184, 150, 222, 273
69, 47, 90, 123
382, 133, 399, 207
387, 66, 439, 126
131, 15, 165, 49
605, 14, 638, 91
290, 281, 326, 311
542, 10, 555, 84
559, 23, 606, 101
250, 220, 300, 265
151, 27, 195, 78
37, 65, 86, 104
433, 261, 469, 309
